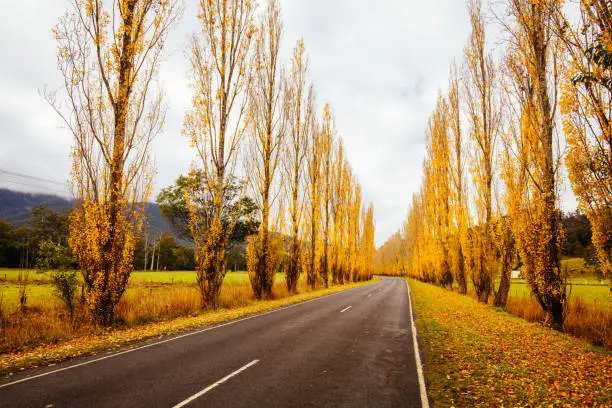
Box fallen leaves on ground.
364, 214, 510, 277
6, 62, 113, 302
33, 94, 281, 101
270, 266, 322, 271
408, 279, 612, 407
0, 280, 373, 376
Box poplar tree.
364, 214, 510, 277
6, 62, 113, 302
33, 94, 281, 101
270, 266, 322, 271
360, 203, 376, 280
184, 0, 255, 309
245, 0, 285, 299
448, 64, 468, 294
463, 0, 499, 303
330, 142, 348, 284
503, 0, 566, 327
305, 118, 322, 289
347, 181, 362, 282
283, 40, 312, 294
48, 0, 179, 325
319, 104, 335, 288
557, 0, 612, 287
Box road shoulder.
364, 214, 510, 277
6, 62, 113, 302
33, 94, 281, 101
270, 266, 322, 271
1, 279, 376, 378
408, 278, 611, 407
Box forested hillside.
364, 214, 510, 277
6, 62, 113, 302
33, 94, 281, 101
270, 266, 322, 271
0, 189, 170, 235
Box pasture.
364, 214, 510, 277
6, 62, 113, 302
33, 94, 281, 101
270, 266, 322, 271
508, 279, 611, 310
0, 269, 267, 308
0, 268, 312, 354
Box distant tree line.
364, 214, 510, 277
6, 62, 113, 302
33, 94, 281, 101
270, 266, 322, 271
0, 204, 596, 275
0, 205, 73, 269
0, 172, 263, 272
0, 204, 199, 271
561, 211, 594, 260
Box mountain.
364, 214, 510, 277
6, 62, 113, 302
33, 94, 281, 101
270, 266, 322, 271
0, 189, 74, 225
0, 188, 171, 236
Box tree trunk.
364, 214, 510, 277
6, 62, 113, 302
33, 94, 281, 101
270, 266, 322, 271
533, 2, 565, 329
261, 184, 272, 298
494, 270, 510, 308
457, 241, 467, 294
308, 220, 316, 290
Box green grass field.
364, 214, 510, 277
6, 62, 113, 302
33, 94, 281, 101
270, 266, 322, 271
508, 280, 612, 310
2, 266, 610, 311
0, 269, 276, 309
0, 268, 269, 283
560, 257, 600, 277
0, 268, 211, 284
459, 273, 612, 310
0, 283, 54, 306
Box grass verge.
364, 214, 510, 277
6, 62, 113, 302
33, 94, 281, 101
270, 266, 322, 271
506, 295, 612, 349
0, 279, 374, 376
0, 271, 293, 354
408, 279, 612, 407
459, 277, 611, 347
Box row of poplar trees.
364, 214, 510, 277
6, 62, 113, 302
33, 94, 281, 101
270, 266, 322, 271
236, 1, 376, 302
375, 0, 611, 329
48, 0, 375, 326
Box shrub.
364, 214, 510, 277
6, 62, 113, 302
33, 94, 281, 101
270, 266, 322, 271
36, 240, 78, 318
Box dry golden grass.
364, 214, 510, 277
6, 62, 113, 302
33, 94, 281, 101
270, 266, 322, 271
506, 295, 612, 349
1, 304, 79, 353
0, 272, 303, 353
0, 276, 371, 374
505, 295, 544, 322
114, 277, 313, 326
113, 279, 312, 326
115, 286, 201, 325
458, 278, 612, 349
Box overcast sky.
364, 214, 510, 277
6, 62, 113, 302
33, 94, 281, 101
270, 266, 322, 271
0, 0, 577, 246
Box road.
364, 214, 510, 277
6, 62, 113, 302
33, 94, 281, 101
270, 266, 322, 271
0, 277, 427, 408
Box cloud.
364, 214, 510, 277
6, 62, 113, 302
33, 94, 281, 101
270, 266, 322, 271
0, 0, 575, 247
280, 0, 471, 245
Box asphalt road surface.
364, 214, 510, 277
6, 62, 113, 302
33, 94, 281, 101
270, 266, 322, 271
0, 277, 426, 407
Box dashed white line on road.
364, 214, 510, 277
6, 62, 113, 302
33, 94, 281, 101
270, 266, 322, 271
340, 306, 352, 313
171, 359, 259, 408
0, 281, 381, 390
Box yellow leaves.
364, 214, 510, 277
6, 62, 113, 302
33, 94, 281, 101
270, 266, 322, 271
187, 0, 258, 302
558, 2, 612, 285
410, 279, 612, 407
68, 197, 141, 323
83, 0, 95, 17
1, 279, 374, 375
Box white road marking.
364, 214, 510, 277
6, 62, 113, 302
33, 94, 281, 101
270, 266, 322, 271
0, 280, 382, 389
171, 359, 259, 408
405, 280, 429, 408
340, 306, 352, 313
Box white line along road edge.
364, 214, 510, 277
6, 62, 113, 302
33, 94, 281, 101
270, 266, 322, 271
340, 306, 352, 313
0, 280, 383, 390
405, 280, 429, 408
171, 359, 259, 408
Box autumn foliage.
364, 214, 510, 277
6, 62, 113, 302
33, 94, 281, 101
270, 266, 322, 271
184, 0, 256, 309
46, 0, 375, 324
377, 0, 610, 333
184, 0, 376, 306
558, 0, 612, 288
245, 0, 285, 299
48, 0, 179, 325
